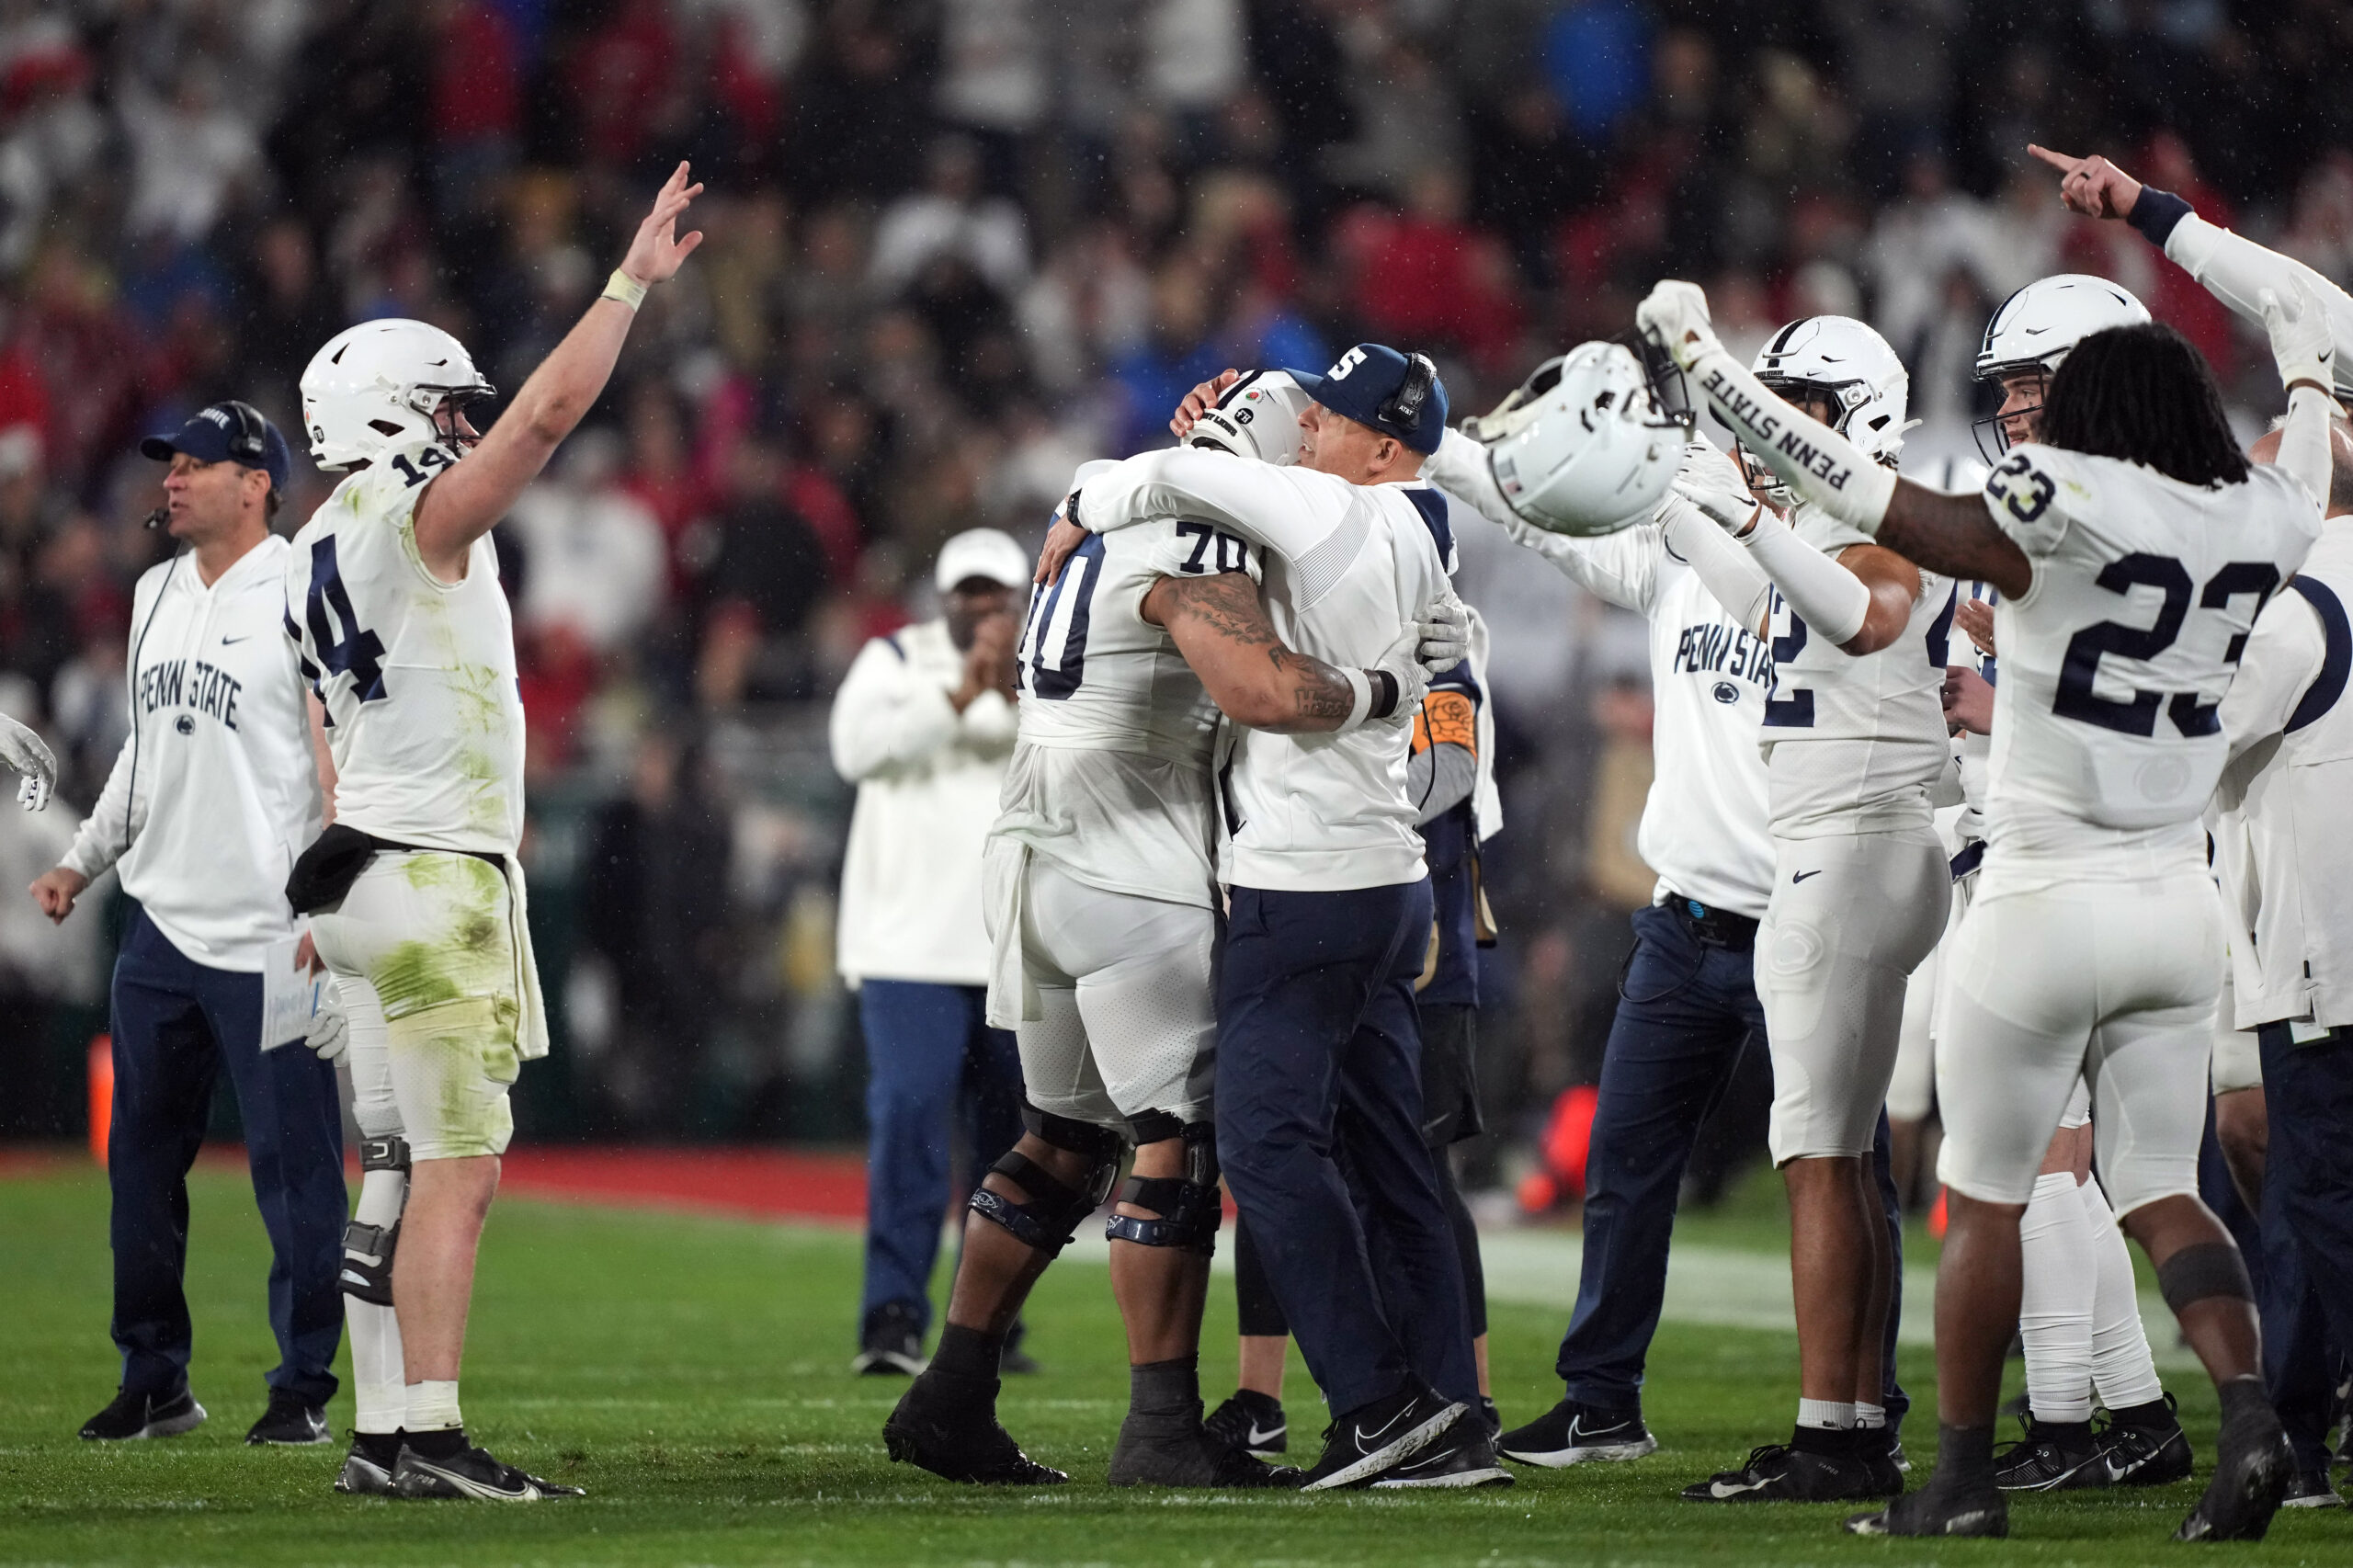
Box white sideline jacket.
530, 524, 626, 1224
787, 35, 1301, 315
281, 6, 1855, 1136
60, 536, 323, 971
831, 616, 1017, 987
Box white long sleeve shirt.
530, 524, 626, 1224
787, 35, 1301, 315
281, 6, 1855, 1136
1074, 448, 1452, 892
62, 536, 322, 971
831, 617, 1017, 986
1427, 428, 1777, 917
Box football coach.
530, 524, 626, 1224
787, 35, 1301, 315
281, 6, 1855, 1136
29, 402, 347, 1447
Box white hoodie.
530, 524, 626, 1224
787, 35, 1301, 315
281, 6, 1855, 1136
61, 535, 323, 971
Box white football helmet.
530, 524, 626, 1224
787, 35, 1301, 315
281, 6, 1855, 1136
1975, 273, 2151, 385
1184, 369, 1311, 465
300, 319, 495, 471
1462, 341, 1686, 537
1752, 315, 1913, 465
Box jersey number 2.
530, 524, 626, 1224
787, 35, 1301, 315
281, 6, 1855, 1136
2054, 553, 2278, 736
302, 537, 389, 702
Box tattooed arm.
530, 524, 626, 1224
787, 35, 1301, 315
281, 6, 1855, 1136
1142, 570, 1359, 733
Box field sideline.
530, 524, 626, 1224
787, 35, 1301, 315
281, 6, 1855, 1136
0, 1163, 2341, 1566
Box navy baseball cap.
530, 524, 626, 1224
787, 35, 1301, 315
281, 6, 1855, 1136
141, 401, 291, 494
1282, 344, 1449, 455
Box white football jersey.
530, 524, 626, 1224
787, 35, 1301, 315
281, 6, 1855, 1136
1758, 501, 1955, 836
1978, 443, 2319, 881
995, 515, 1261, 909
284, 437, 526, 856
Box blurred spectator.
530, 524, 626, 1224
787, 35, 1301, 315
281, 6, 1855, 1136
507, 431, 666, 656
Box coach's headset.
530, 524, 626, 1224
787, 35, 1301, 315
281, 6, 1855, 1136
124, 401, 276, 857
1378, 351, 1438, 440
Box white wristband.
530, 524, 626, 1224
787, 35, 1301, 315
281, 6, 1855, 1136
602, 269, 649, 312
1688, 347, 1899, 534
1742, 513, 1873, 646
1336, 666, 1372, 733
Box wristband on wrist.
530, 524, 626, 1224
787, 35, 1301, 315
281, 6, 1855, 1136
1338, 667, 1372, 731
1366, 668, 1400, 722
602, 269, 650, 312
2126, 187, 2193, 248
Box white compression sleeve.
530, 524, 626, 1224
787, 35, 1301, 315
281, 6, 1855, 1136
2166, 213, 2353, 377
2079, 1176, 2165, 1410
1660, 496, 1773, 637
347, 1166, 408, 1435
1686, 345, 1899, 533
1740, 510, 1874, 645
2275, 384, 2336, 515
2018, 1169, 2097, 1424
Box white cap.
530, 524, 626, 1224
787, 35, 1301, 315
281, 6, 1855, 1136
934, 528, 1030, 593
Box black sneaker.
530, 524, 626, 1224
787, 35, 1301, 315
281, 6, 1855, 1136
1498, 1397, 1655, 1467
1478, 1396, 1501, 1438
1846, 1478, 2007, 1537
1107, 1406, 1301, 1488
79, 1386, 205, 1441
2098, 1395, 2193, 1486
334, 1432, 403, 1495
2176, 1418, 2292, 1541
1680, 1433, 1880, 1503
246, 1390, 330, 1446
2282, 1467, 2343, 1508
850, 1301, 926, 1376
1204, 1390, 1287, 1458
1994, 1416, 2107, 1491
1370, 1421, 1514, 1489
882, 1369, 1066, 1484
1299, 1383, 1464, 1492
391, 1443, 585, 1501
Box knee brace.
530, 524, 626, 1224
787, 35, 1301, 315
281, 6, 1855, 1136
1107, 1119, 1222, 1255
340, 1135, 411, 1307
2156, 1240, 2254, 1313
967, 1106, 1123, 1256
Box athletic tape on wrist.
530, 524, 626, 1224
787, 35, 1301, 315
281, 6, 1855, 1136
602, 269, 649, 312
1688, 347, 1898, 534
1338, 667, 1372, 731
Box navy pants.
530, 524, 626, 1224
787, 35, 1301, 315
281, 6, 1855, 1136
1558, 901, 1908, 1426
858, 980, 1025, 1334
2256, 1024, 2353, 1469
108, 907, 346, 1404
1216, 879, 1478, 1416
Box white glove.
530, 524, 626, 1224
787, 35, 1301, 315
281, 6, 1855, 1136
1636, 279, 1722, 372
1673, 473, 1764, 537
2260, 282, 2336, 394
1414, 596, 1472, 676
306, 978, 347, 1062
1370, 624, 1434, 728
0, 713, 55, 812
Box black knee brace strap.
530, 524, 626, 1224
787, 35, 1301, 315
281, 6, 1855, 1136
968, 1146, 1119, 1256
2157, 1241, 2254, 1313
1021, 1102, 1129, 1164
1105, 1121, 1222, 1254
359, 1134, 412, 1173
339, 1220, 399, 1306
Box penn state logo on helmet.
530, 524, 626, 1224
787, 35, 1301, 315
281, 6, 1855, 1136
1462, 342, 1687, 537
1184, 370, 1312, 465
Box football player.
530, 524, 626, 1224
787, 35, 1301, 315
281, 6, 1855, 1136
1654, 317, 1950, 1502
881, 372, 1460, 1490
1638, 271, 2328, 1540
287, 164, 704, 1501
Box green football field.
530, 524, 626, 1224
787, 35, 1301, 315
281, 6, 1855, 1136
0, 1164, 2343, 1566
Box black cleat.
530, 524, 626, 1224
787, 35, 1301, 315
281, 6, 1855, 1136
2176, 1419, 2292, 1541
1681, 1434, 1881, 1503
1858, 1427, 1906, 1496
2098, 1395, 2193, 1486
1995, 1416, 2108, 1492
1498, 1397, 1656, 1467
391, 1443, 585, 1501
1478, 1396, 1501, 1438
1299, 1383, 1463, 1491
850, 1301, 927, 1376
1107, 1406, 1301, 1488
79, 1386, 205, 1441
1204, 1390, 1288, 1458
2282, 1467, 2343, 1508
246, 1390, 331, 1446
334, 1432, 403, 1495
883, 1369, 1066, 1485
1847, 1479, 2008, 1537
1370, 1421, 1514, 1489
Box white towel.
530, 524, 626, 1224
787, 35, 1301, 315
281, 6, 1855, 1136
982, 835, 1040, 1029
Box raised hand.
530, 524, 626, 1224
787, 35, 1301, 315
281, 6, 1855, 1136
1170, 369, 1245, 439
1636, 280, 1720, 371
620, 162, 707, 288
2027, 145, 2143, 222
2259, 280, 2336, 395
1954, 597, 1996, 658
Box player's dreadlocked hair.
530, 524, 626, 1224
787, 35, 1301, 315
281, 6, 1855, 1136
2037, 323, 2250, 488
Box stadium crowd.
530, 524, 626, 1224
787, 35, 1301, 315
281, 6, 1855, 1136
0, 0, 2348, 1168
